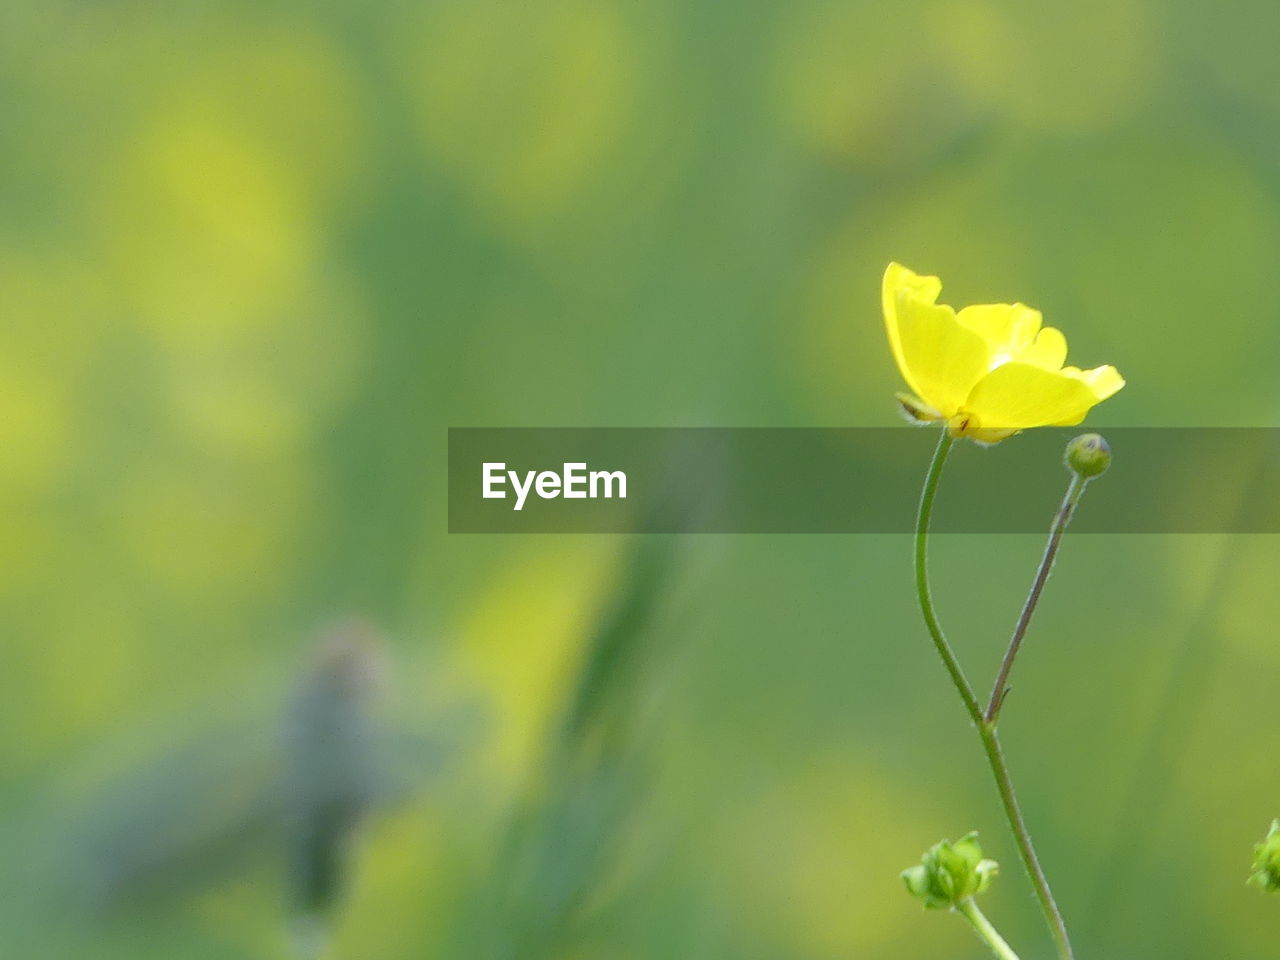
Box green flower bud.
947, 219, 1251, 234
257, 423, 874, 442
1248, 820, 1280, 893
1065, 433, 1111, 479
901, 832, 999, 910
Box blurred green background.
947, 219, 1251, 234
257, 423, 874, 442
4, 1, 1280, 958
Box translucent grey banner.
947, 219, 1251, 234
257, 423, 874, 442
448, 428, 1280, 533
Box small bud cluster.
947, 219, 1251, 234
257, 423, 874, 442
902, 832, 999, 910
1249, 820, 1280, 893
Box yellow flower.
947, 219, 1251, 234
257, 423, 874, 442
882, 262, 1124, 443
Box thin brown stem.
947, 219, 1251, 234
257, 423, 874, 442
985, 473, 1088, 725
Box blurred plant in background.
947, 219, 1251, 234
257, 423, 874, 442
448, 536, 682, 959
35, 619, 465, 957
284, 621, 391, 956
1248, 821, 1280, 895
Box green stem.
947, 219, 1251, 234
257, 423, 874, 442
957, 897, 1021, 960
914, 431, 983, 726
985, 473, 1089, 724
914, 429, 1075, 960
977, 721, 1074, 960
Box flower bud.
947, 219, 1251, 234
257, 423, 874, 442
901, 832, 999, 909
1065, 433, 1111, 479
1249, 820, 1280, 893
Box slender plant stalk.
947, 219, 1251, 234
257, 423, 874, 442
976, 722, 1073, 960
957, 897, 1021, 960
913, 432, 983, 725
985, 472, 1087, 723
914, 429, 1075, 960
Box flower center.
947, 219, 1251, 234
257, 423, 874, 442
988, 351, 1013, 371
946, 412, 977, 438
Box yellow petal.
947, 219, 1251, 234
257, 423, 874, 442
957, 425, 1020, 444
881, 263, 942, 398
1062, 364, 1125, 401
895, 291, 991, 417
1016, 326, 1068, 370
955, 303, 1042, 359
963, 361, 1105, 430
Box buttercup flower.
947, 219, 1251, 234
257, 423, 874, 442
882, 262, 1124, 443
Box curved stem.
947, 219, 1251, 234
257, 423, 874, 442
913, 428, 1075, 960
985, 473, 1089, 724
957, 897, 1021, 960
914, 431, 983, 725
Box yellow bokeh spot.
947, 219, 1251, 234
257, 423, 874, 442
337, 804, 455, 958
452, 541, 618, 787
933, 0, 1161, 134
110, 454, 311, 600
714, 751, 956, 957
104, 109, 317, 338
775, 0, 979, 168
402, 0, 635, 229
0, 367, 74, 496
